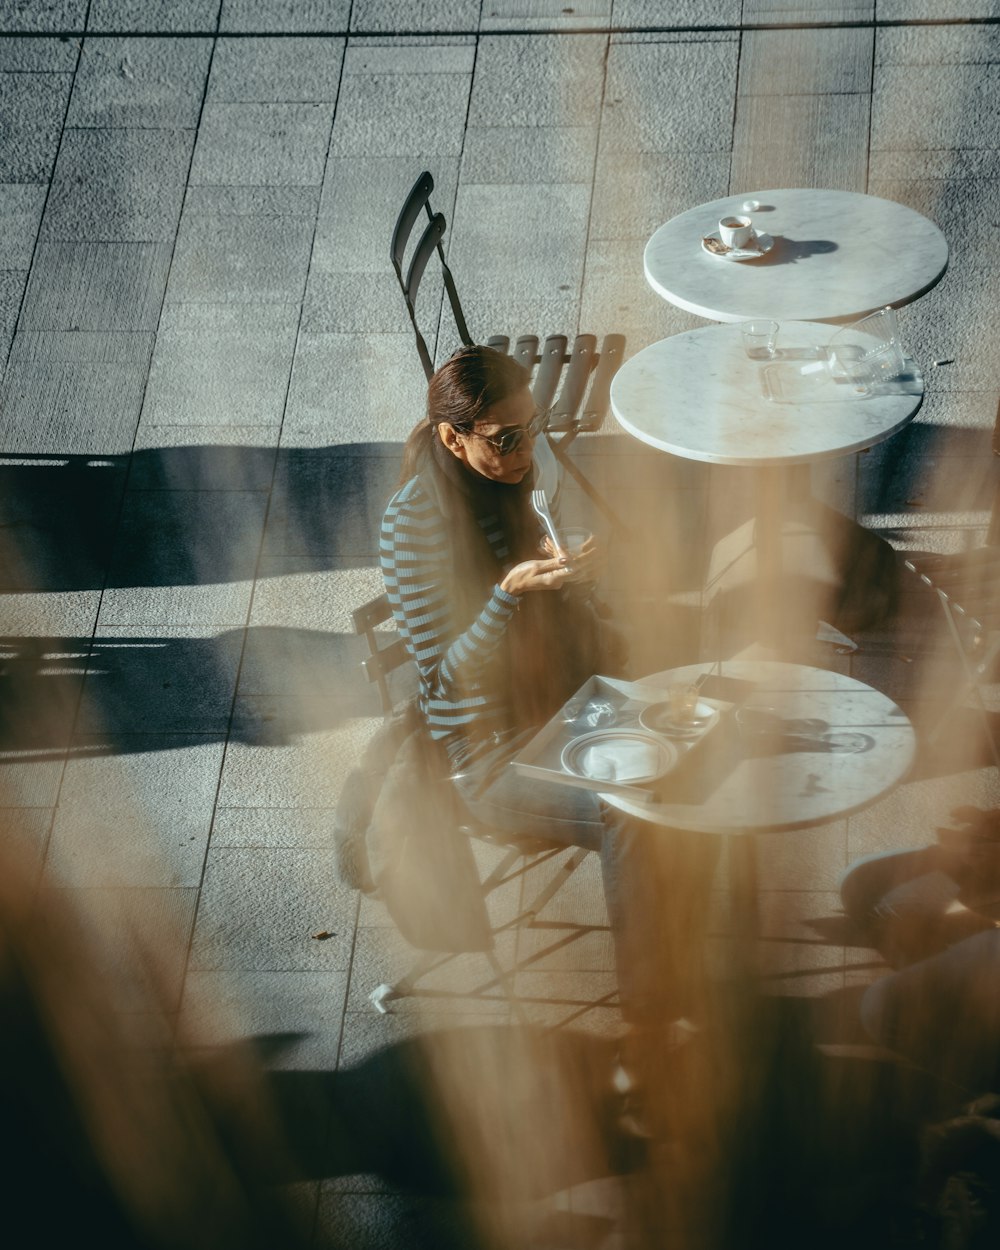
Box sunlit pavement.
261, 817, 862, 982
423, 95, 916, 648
2, 2, 999, 1245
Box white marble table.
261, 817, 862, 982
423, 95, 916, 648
610, 321, 925, 468
644, 188, 949, 324
602, 661, 917, 835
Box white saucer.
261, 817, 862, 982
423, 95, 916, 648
639, 701, 720, 738
701, 230, 774, 262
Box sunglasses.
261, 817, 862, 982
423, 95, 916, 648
460, 409, 547, 457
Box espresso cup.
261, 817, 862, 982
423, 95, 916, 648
719, 214, 753, 249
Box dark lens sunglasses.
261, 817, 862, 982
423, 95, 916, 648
462, 409, 547, 457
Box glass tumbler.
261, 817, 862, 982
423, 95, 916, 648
740, 320, 779, 361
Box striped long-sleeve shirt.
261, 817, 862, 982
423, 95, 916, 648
380, 439, 562, 757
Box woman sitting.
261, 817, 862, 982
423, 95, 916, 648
380, 344, 715, 1038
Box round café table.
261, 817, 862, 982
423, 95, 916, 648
610, 320, 925, 466
644, 188, 949, 325
601, 659, 918, 946
603, 660, 917, 834
610, 321, 925, 643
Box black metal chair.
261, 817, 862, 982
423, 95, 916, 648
352, 592, 596, 1019
903, 546, 1000, 769
902, 399, 1000, 768
390, 170, 627, 533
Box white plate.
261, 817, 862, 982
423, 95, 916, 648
701, 230, 774, 262
561, 729, 677, 785
639, 700, 720, 738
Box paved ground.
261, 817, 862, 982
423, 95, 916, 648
2, 2, 1000, 1246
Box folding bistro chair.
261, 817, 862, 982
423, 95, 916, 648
903, 547, 1000, 767
390, 170, 628, 534
903, 402, 1000, 768
352, 592, 594, 1017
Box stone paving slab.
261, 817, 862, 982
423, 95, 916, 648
302, 269, 417, 333
209, 33, 344, 102
449, 181, 591, 307
731, 91, 871, 192
738, 25, 873, 95
86, 0, 221, 32
601, 38, 738, 153
167, 206, 314, 304
0, 589, 102, 636
179, 967, 351, 1070
19, 239, 173, 330
0, 183, 46, 267
211, 804, 343, 850
470, 33, 605, 129
0, 360, 148, 453
0, 33, 80, 69
283, 333, 424, 445
0, 806, 51, 881
590, 149, 731, 241
743, 0, 873, 20
66, 36, 213, 129
872, 62, 1000, 151
42, 128, 193, 242
354, 0, 481, 31
480, 0, 612, 31
192, 100, 335, 186
189, 845, 358, 971
0, 0, 87, 31
878, 0, 1000, 17
45, 735, 225, 887
141, 302, 299, 429
877, 21, 1000, 66
218, 0, 351, 34
217, 721, 374, 808
0, 70, 73, 182
0, 270, 25, 362
611, 0, 741, 25
328, 56, 470, 157
461, 123, 597, 185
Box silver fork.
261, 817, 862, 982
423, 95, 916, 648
530, 488, 564, 554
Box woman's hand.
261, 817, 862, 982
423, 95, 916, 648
500, 555, 573, 595
541, 534, 605, 584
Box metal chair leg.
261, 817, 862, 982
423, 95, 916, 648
927, 592, 1000, 769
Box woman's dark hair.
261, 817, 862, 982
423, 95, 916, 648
399, 345, 531, 483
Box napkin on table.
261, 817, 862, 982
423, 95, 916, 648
581, 738, 660, 782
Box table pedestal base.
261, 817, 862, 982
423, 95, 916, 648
704, 485, 897, 652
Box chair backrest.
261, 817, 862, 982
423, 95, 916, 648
390, 170, 472, 380
352, 592, 413, 717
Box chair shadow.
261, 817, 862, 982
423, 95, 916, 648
0, 445, 403, 593
0, 626, 393, 758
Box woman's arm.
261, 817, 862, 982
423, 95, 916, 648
380, 482, 521, 705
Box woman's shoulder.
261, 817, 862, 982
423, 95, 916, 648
383, 473, 441, 529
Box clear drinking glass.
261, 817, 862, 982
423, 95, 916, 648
740, 320, 778, 360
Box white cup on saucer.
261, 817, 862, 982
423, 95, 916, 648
719, 214, 753, 249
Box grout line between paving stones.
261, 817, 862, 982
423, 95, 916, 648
21, 27, 91, 882
6, 15, 1000, 39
